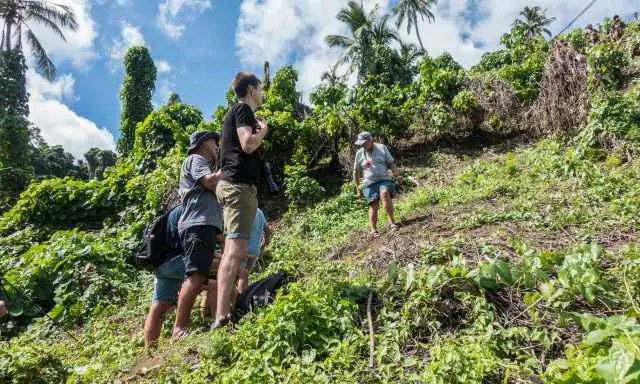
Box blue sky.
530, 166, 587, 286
26, 0, 638, 159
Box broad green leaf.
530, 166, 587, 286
585, 329, 611, 346
596, 344, 634, 384
49, 304, 65, 321
495, 261, 514, 285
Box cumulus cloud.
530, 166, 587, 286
109, 22, 147, 71
27, 70, 116, 159
400, 0, 639, 67
236, 0, 386, 101
236, 0, 637, 100
28, 0, 98, 70
157, 0, 212, 40
20, 0, 113, 158
156, 60, 173, 74
155, 78, 177, 106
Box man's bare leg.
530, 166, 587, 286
236, 268, 250, 296
144, 301, 173, 347
380, 190, 395, 225
215, 238, 248, 324
368, 201, 379, 232
200, 281, 217, 321
172, 272, 206, 339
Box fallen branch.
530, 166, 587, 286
367, 290, 375, 369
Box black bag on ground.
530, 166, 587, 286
138, 210, 174, 268
232, 271, 292, 322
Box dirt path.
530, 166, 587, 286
328, 201, 637, 274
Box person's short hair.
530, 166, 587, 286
232, 72, 261, 98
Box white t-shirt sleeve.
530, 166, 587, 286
383, 145, 394, 164
353, 149, 363, 172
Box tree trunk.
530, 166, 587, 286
5, 21, 12, 51
416, 28, 425, 52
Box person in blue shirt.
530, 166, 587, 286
143, 205, 184, 347
236, 208, 271, 295
200, 208, 270, 321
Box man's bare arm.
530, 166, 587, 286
388, 162, 401, 179
353, 168, 362, 195
237, 119, 268, 154
200, 170, 221, 192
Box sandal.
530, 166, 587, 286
170, 327, 189, 342
389, 223, 399, 231
210, 316, 231, 331
369, 230, 380, 239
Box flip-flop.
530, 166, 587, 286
210, 316, 231, 331
170, 328, 189, 342
389, 223, 399, 231
369, 230, 380, 239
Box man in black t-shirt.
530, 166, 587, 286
213, 72, 268, 329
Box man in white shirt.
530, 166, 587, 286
353, 132, 402, 238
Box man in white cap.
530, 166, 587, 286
353, 132, 401, 238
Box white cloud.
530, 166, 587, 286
155, 78, 176, 106
157, 0, 212, 40
401, 0, 639, 68
157, 60, 173, 74
109, 22, 147, 71
27, 0, 98, 71
236, 0, 386, 101
236, 0, 637, 100
27, 70, 116, 159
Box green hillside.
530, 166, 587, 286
1, 10, 640, 384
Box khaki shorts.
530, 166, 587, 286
216, 179, 258, 240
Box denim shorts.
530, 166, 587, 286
363, 180, 396, 204
152, 255, 186, 303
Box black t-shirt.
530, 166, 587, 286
219, 102, 262, 185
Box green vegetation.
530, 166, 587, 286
0, 4, 639, 384
118, 46, 157, 156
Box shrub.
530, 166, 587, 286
133, 104, 203, 172
588, 44, 629, 90
284, 164, 326, 208
577, 89, 640, 150
426, 102, 456, 136
452, 90, 478, 113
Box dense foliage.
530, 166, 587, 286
0, 51, 31, 211
118, 46, 157, 156
0, 8, 639, 384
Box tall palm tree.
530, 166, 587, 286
0, 1, 78, 80
326, 1, 399, 81
392, 0, 437, 52
513, 6, 556, 39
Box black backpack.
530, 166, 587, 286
138, 209, 177, 268
232, 271, 292, 322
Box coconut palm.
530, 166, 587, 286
0, 0, 78, 80
326, 1, 400, 80
513, 6, 556, 39
392, 0, 437, 52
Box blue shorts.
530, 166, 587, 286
152, 255, 186, 303
363, 180, 396, 204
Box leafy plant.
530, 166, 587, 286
284, 164, 326, 208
